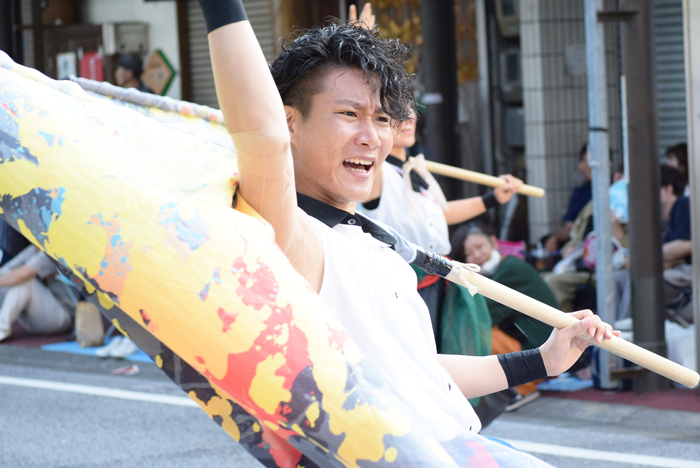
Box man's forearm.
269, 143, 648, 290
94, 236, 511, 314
443, 197, 487, 225
663, 239, 692, 262
557, 222, 573, 242
438, 354, 508, 399
202, 0, 289, 149
199, 0, 296, 246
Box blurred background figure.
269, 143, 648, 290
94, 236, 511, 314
543, 144, 592, 254
450, 223, 557, 410
114, 53, 152, 93
0, 246, 74, 342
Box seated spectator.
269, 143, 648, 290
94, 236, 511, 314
614, 165, 692, 323
544, 143, 592, 254
545, 186, 628, 313
660, 164, 691, 265
450, 224, 557, 407
660, 164, 692, 325
0, 245, 74, 342
114, 53, 153, 94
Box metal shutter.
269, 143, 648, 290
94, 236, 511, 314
186, 0, 274, 109
653, 0, 687, 156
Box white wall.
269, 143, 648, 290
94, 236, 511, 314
83, 0, 182, 100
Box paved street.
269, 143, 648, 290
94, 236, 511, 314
482, 394, 700, 468
1, 345, 699, 468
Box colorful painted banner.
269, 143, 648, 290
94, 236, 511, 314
0, 51, 550, 467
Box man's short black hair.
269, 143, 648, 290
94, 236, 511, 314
117, 53, 144, 77
665, 142, 688, 183
660, 164, 685, 197
270, 22, 415, 126
448, 222, 495, 263
579, 143, 588, 161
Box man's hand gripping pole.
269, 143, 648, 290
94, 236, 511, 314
415, 251, 700, 389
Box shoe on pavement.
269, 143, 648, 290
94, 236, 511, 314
95, 336, 123, 358
505, 390, 541, 412
109, 337, 139, 358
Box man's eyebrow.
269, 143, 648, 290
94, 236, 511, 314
334, 98, 387, 114
334, 98, 364, 108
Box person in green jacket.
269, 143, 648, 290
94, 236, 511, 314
450, 224, 558, 407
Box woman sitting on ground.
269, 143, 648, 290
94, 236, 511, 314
450, 224, 559, 406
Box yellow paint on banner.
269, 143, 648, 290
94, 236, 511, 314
188, 391, 241, 442
305, 401, 320, 428
98, 291, 115, 310
250, 353, 291, 414
111, 318, 129, 338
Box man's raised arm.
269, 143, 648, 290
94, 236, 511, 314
198, 0, 297, 249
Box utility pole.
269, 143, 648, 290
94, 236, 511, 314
620, 0, 669, 393
419, 0, 460, 200
584, 0, 615, 389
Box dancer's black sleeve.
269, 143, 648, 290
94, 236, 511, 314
197, 0, 248, 34
497, 349, 548, 388
481, 192, 498, 210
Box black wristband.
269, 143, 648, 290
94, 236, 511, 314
411, 250, 453, 278
481, 192, 499, 210
197, 0, 248, 34
497, 348, 548, 388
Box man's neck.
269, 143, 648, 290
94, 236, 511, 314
389, 147, 407, 162
662, 194, 678, 222
125, 77, 141, 89
297, 189, 357, 214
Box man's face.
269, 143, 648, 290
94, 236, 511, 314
660, 184, 675, 220
114, 66, 133, 87
289, 66, 393, 211
464, 234, 494, 266
393, 108, 417, 150
578, 152, 592, 181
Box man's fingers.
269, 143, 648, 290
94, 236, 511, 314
569, 310, 617, 344
570, 309, 594, 320
349, 4, 357, 21
498, 174, 523, 193
360, 3, 374, 28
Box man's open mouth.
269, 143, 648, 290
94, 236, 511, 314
343, 158, 374, 173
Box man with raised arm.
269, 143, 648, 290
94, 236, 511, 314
197, 0, 616, 438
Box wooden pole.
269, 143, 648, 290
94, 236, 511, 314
449, 267, 700, 388
423, 160, 545, 198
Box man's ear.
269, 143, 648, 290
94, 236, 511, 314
285, 105, 300, 136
